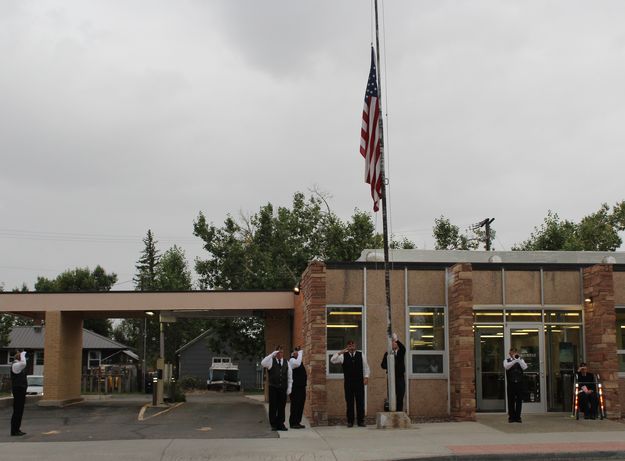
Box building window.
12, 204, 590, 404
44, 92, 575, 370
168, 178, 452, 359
327, 305, 364, 375
35, 351, 44, 366
0, 350, 8, 364
88, 351, 101, 369
409, 306, 446, 376
616, 308, 625, 374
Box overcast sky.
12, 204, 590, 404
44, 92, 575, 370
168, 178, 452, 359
1, 1, 625, 291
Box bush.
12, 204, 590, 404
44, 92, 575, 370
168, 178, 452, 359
178, 375, 202, 390
171, 386, 186, 402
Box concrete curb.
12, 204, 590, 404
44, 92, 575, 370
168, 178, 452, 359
0, 395, 42, 409
397, 451, 625, 461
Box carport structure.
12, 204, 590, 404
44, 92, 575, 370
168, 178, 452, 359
0, 291, 295, 406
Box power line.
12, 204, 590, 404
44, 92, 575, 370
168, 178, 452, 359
0, 228, 198, 244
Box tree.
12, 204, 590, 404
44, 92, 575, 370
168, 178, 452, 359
157, 245, 192, 291
34, 266, 117, 337
134, 229, 159, 291
114, 230, 162, 369
193, 191, 415, 359
513, 202, 625, 251
432, 216, 495, 250
156, 245, 206, 363
0, 284, 33, 347
115, 237, 210, 367
194, 192, 409, 290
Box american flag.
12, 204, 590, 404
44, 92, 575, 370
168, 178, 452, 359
360, 46, 382, 212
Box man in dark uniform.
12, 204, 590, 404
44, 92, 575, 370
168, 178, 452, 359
261, 345, 292, 431
381, 332, 406, 411
288, 346, 307, 429
576, 362, 598, 419
10, 351, 28, 436
503, 347, 528, 423
330, 340, 370, 427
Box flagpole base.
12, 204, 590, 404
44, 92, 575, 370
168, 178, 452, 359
375, 411, 412, 429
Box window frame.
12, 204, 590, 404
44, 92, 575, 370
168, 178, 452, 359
88, 350, 102, 369
616, 306, 625, 377
326, 304, 366, 378
407, 305, 448, 379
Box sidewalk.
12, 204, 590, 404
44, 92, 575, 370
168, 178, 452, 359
250, 394, 625, 460
1, 396, 624, 460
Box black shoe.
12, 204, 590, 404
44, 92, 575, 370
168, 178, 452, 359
271, 426, 278, 431
357, 422, 366, 427
277, 425, 288, 431
347, 422, 354, 428
508, 418, 514, 423
11, 431, 25, 436
515, 419, 522, 423
290, 424, 305, 429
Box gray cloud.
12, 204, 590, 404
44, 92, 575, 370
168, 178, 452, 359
1, 1, 625, 290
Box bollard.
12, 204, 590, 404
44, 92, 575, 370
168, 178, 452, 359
152, 376, 158, 406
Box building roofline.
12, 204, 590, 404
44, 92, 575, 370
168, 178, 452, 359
353, 249, 625, 266
175, 329, 212, 355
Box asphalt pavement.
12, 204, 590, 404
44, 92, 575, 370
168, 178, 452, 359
0, 392, 625, 460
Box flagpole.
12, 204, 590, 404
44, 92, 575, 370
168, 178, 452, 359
373, 0, 397, 413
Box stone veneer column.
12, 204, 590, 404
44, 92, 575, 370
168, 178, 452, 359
39, 311, 83, 406
300, 261, 327, 426
583, 264, 621, 419
448, 263, 476, 421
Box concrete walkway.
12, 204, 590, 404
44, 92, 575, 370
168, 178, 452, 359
1, 395, 624, 460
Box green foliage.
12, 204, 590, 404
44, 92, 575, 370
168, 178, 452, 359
193, 192, 402, 290
34, 266, 117, 337
513, 202, 625, 251
115, 233, 211, 368
35, 266, 117, 292
134, 230, 159, 291
177, 375, 203, 390
390, 237, 417, 250
0, 315, 14, 348
432, 216, 495, 250
0, 287, 34, 348
203, 317, 265, 360
192, 192, 415, 360
169, 385, 186, 402
157, 246, 192, 291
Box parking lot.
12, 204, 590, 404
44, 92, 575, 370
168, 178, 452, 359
0, 392, 277, 442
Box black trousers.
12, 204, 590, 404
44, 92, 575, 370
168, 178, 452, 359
289, 385, 306, 426
507, 382, 523, 420
11, 387, 26, 434
579, 392, 598, 417
395, 376, 405, 412
268, 386, 287, 428
344, 382, 365, 424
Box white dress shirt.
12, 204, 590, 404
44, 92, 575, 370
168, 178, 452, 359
12, 351, 27, 374
330, 350, 370, 378
261, 350, 293, 394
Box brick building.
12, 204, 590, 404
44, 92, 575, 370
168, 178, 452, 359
295, 250, 625, 425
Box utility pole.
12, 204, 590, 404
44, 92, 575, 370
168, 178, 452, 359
477, 218, 495, 250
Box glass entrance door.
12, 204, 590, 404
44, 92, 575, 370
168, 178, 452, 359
506, 323, 546, 413
475, 326, 506, 411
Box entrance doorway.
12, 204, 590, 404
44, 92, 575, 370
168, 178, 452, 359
506, 323, 545, 413
475, 309, 583, 413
